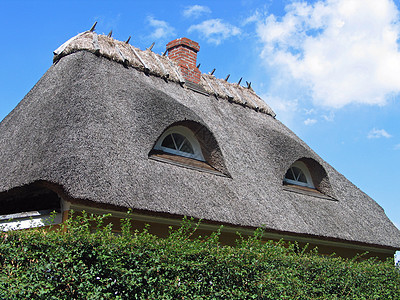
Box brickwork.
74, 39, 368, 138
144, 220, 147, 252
166, 38, 201, 84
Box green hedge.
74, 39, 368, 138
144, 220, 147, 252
0, 212, 399, 299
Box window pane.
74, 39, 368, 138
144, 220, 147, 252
292, 167, 302, 180
172, 133, 185, 149
285, 166, 308, 184
161, 134, 176, 149
292, 167, 307, 183
180, 139, 194, 154
298, 172, 307, 183
285, 168, 295, 180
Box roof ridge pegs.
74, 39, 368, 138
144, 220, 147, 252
147, 42, 155, 51
89, 21, 97, 32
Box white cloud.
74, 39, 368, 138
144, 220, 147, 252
243, 11, 261, 26
183, 5, 211, 19
367, 128, 392, 139
256, 0, 400, 108
188, 19, 241, 45
261, 93, 299, 128
147, 16, 175, 40
322, 111, 335, 122
266, 95, 298, 113
304, 118, 317, 125
304, 108, 316, 115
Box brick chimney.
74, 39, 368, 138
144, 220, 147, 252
166, 37, 201, 84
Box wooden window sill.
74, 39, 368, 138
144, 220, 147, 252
149, 151, 228, 177
283, 184, 337, 201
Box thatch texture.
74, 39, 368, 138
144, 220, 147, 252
0, 37, 399, 250
53, 31, 275, 116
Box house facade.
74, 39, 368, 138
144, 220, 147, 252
0, 28, 399, 260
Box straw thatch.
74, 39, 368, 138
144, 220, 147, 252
53, 31, 275, 116
0, 33, 399, 251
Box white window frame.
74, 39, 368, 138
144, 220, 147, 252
0, 195, 66, 232
154, 126, 205, 161
0, 210, 63, 231
284, 161, 314, 188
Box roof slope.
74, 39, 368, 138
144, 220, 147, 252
0, 36, 399, 249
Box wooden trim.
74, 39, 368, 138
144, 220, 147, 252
149, 152, 228, 177
62, 210, 69, 223
283, 184, 337, 201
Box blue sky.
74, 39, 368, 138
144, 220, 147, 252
1, 0, 399, 261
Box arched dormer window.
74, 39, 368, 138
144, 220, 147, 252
154, 126, 204, 161
149, 121, 230, 177
283, 158, 336, 200
284, 161, 314, 188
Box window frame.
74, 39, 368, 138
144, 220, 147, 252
284, 161, 315, 188
154, 126, 205, 161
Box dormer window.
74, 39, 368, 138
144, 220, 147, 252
284, 161, 314, 188
282, 158, 336, 200
149, 121, 230, 177
154, 126, 205, 161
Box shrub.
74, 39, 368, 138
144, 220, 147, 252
0, 213, 399, 299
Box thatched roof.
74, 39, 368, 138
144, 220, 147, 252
0, 33, 399, 250
53, 31, 274, 116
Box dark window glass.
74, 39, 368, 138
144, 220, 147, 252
292, 167, 302, 180
161, 133, 194, 154
172, 133, 185, 149
285, 166, 308, 184
180, 139, 194, 154
161, 134, 175, 149
298, 172, 307, 183
285, 168, 295, 180
292, 167, 307, 183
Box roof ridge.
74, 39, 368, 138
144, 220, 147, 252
53, 31, 275, 117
